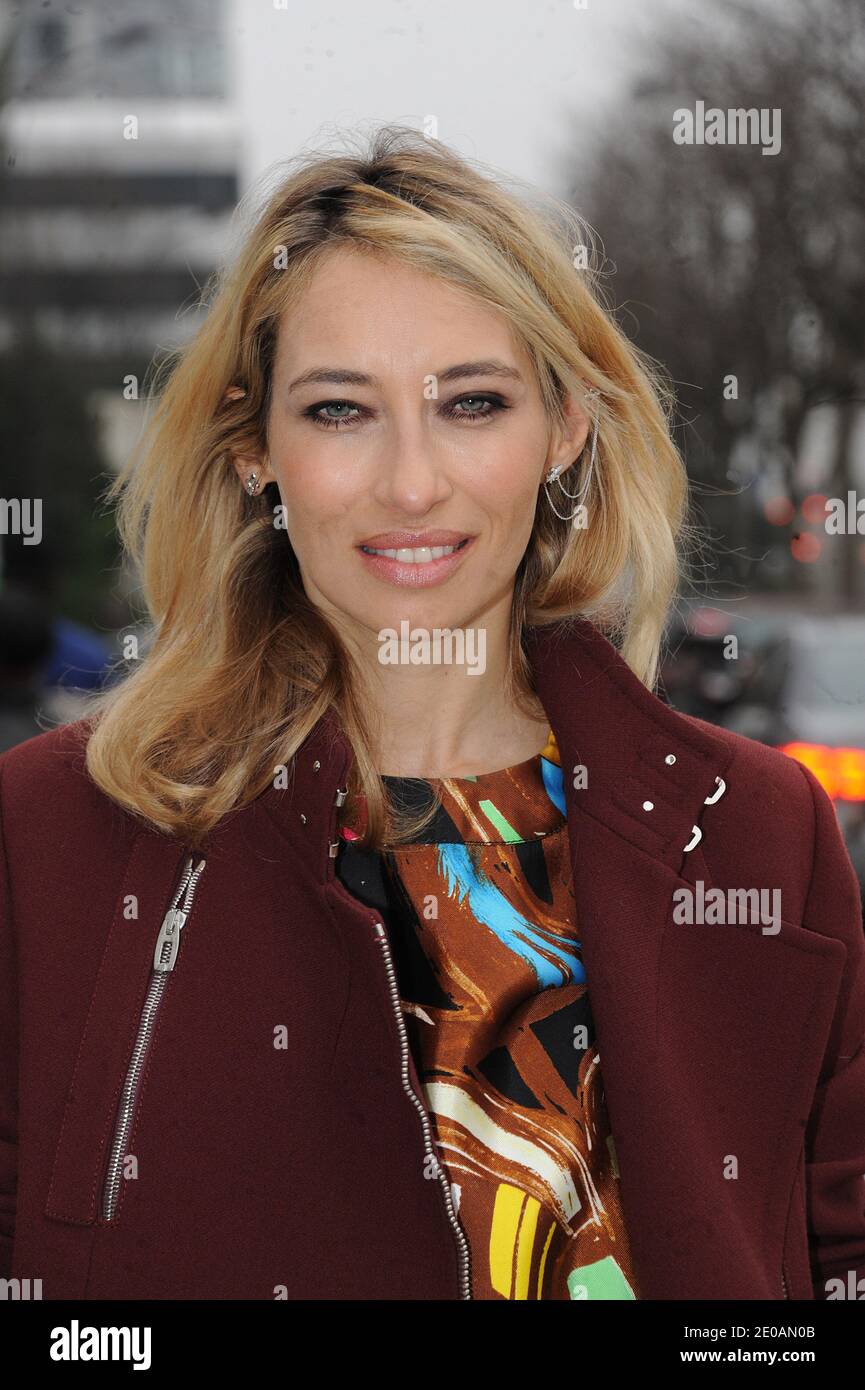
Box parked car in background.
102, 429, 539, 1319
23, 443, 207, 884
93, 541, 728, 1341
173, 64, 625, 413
660, 602, 865, 902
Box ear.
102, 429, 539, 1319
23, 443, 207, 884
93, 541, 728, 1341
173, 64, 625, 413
543, 387, 594, 486
221, 386, 277, 491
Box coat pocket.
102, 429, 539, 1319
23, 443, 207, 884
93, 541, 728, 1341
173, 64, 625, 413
44, 839, 204, 1226
779, 1143, 813, 1300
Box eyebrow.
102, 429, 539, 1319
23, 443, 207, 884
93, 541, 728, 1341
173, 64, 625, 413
286, 360, 524, 393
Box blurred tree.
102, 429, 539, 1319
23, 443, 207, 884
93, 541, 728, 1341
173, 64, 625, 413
0, 13, 126, 633
0, 328, 123, 629
565, 0, 865, 599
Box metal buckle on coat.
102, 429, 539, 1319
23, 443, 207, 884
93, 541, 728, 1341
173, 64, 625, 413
682, 777, 727, 853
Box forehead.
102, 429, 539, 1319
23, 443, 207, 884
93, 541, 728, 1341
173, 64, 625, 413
272, 244, 527, 378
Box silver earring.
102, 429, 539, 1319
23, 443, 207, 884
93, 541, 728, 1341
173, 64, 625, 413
245, 472, 261, 495
544, 399, 600, 523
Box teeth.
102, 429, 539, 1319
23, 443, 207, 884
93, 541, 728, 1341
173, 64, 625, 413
361, 543, 462, 563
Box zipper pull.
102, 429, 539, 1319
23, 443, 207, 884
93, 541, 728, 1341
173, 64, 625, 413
153, 905, 188, 972
152, 855, 207, 972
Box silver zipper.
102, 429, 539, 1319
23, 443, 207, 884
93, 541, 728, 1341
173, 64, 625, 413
372, 919, 472, 1299
782, 1266, 789, 1299
101, 853, 207, 1221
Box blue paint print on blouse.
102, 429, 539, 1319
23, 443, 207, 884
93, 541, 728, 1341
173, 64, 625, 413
435, 841, 585, 988
541, 755, 566, 816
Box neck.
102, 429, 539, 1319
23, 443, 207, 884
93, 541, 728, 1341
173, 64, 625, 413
326, 592, 549, 778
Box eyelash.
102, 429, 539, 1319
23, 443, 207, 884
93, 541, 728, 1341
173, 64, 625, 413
303, 393, 510, 430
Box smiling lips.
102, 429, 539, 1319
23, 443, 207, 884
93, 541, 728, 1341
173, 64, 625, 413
357, 531, 474, 585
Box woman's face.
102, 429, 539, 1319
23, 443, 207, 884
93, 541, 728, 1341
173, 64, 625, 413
234, 244, 588, 642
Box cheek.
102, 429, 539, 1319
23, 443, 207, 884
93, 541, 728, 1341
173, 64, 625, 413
469, 436, 544, 519
271, 451, 363, 551
461, 416, 546, 485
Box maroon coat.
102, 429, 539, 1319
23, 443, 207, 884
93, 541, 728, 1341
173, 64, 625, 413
1, 616, 863, 1300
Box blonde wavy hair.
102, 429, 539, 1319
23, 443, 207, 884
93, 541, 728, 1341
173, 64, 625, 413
81, 123, 690, 852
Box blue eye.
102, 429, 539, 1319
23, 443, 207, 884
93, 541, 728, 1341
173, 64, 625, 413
307, 401, 362, 428
443, 394, 504, 421
304, 393, 509, 430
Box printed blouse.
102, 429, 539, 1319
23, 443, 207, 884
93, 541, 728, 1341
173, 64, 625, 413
334, 730, 640, 1300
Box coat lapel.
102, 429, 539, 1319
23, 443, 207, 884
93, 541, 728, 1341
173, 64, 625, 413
526, 618, 844, 1299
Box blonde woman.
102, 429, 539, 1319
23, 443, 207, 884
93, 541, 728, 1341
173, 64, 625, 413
0, 126, 862, 1302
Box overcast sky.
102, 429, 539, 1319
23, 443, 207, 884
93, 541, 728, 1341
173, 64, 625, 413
228, 0, 695, 204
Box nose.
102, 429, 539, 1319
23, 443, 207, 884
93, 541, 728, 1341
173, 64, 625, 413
371, 412, 452, 515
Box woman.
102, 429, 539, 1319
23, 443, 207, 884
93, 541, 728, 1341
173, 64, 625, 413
1, 125, 862, 1302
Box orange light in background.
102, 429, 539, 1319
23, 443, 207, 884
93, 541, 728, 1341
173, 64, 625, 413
780, 742, 865, 801
801, 493, 829, 525
835, 748, 865, 800
764, 496, 795, 526
790, 532, 822, 563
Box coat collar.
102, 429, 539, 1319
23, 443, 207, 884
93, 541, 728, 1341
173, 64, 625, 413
524, 616, 734, 873
256, 615, 736, 883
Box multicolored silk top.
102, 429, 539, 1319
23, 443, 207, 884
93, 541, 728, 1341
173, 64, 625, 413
334, 729, 640, 1301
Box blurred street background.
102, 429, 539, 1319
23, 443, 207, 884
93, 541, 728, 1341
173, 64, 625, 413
0, 0, 863, 889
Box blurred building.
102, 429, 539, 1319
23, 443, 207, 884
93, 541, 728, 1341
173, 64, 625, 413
0, 0, 241, 470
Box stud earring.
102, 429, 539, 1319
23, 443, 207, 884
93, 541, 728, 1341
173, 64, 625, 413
245, 472, 261, 496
